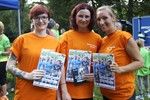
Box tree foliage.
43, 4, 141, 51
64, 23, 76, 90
0, 0, 150, 41
47, 0, 87, 30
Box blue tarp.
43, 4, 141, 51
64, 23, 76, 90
117, 19, 132, 26
133, 16, 150, 46
0, 0, 19, 10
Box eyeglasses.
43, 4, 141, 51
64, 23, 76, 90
33, 16, 48, 22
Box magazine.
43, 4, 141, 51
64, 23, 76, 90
33, 49, 66, 90
93, 53, 115, 90
66, 49, 92, 85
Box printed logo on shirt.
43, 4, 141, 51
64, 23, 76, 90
87, 43, 97, 49
106, 46, 115, 51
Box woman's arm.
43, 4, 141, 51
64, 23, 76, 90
110, 38, 144, 73
1, 47, 10, 55
59, 67, 71, 100
6, 52, 45, 80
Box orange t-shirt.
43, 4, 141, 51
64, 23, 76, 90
59, 30, 102, 99
99, 30, 134, 100
11, 32, 59, 100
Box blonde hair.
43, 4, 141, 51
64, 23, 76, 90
0, 21, 4, 33
96, 5, 116, 21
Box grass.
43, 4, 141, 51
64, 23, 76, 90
6, 73, 150, 100
7, 91, 14, 100
93, 86, 103, 100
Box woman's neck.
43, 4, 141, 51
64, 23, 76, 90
33, 30, 47, 37
78, 27, 90, 33
106, 28, 116, 36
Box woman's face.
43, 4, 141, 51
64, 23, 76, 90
76, 9, 91, 29
96, 10, 115, 34
32, 13, 49, 31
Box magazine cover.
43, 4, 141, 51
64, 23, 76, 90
93, 53, 115, 90
33, 49, 66, 90
66, 49, 92, 85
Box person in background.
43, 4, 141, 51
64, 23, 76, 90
115, 21, 122, 30
60, 28, 66, 38
51, 22, 60, 40
96, 5, 143, 100
0, 21, 10, 100
135, 39, 150, 100
47, 18, 57, 38
6, 4, 68, 100
60, 28, 66, 35
59, 3, 102, 100
30, 23, 34, 31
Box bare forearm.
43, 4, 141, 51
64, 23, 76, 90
6, 52, 45, 80
7, 64, 26, 78
6, 51, 27, 79
111, 60, 144, 74
60, 67, 71, 100
120, 61, 143, 73
60, 68, 67, 92
1, 52, 10, 55
1, 47, 10, 55
60, 68, 66, 84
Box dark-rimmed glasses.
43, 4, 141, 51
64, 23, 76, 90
33, 16, 48, 22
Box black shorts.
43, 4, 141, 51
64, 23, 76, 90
0, 61, 7, 85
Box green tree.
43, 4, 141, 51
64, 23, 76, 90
0, 10, 19, 42
48, 0, 87, 30
1, 0, 150, 41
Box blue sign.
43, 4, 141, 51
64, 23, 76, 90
133, 16, 150, 46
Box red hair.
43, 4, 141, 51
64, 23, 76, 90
29, 4, 50, 20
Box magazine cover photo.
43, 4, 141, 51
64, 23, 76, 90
33, 49, 66, 90
93, 53, 115, 90
66, 49, 92, 85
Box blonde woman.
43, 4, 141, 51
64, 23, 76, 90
96, 5, 143, 100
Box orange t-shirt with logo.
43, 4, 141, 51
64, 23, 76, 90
99, 30, 135, 100
11, 32, 59, 100
59, 30, 102, 99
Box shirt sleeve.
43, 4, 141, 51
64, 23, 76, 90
59, 33, 68, 55
120, 31, 132, 47
4, 37, 11, 48
11, 35, 24, 60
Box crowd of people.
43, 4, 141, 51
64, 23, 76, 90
0, 2, 150, 100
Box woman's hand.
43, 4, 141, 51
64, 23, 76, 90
83, 73, 94, 81
110, 62, 121, 73
61, 90, 72, 100
24, 69, 45, 80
